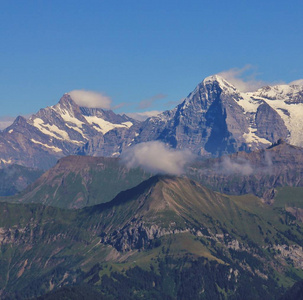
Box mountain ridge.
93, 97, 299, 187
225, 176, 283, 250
3, 140, 303, 208
188, 140, 303, 200
1, 75, 303, 169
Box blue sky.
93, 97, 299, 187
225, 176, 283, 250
1, 0, 302, 122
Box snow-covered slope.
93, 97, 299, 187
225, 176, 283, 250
253, 85, 303, 146
27, 94, 134, 144
0, 94, 138, 169
235, 83, 303, 147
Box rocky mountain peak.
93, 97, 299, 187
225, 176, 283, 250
59, 93, 75, 104
54, 93, 82, 117
136, 74, 301, 157
202, 75, 237, 92
182, 75, 240, 111
10, 115, 28, 127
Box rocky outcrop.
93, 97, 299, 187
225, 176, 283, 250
101, 222, 165, 251
255, 102, 289, 142
273, 244, 303, 268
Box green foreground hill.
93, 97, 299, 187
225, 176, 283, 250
0, 176, 303, 299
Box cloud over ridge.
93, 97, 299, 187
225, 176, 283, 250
68, 90, 111, 109
126, 110, 162, 121
121, 141, 194, 175
218, 65, 268, 92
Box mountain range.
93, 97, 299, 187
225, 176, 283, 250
2, 140, 303, 209
1, 75, 303, 169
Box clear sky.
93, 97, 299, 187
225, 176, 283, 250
1, 0, 302, 122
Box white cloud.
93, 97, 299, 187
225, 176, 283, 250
0, 116, 15, 130
218, 65, 268, 92
121, 141, 195, 175
289, 79, 303, 86
68, 90, 111, 109
126, 110, 162, 121
218, 157, 253, 176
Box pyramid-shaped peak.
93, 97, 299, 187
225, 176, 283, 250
202, 75, 237, 91
58, 93, 78, 106
56, 93, 82, 111
50, 94, 82, 117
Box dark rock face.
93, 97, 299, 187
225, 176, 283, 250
135, 76, 253, 156
103, 222, 163, 252
203, 93, 235, 155
255, 102, 289, 143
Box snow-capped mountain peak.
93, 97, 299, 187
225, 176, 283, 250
0, 94, 138, 169
135, 74, 303, 157
203, 74, 238, 92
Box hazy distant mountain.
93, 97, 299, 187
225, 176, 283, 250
1, 75, 303, 169
0, 164, 43, 196
187, 139, 303, 200
7, 155, 151, 209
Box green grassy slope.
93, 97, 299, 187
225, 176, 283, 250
0, 176, 303, 298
